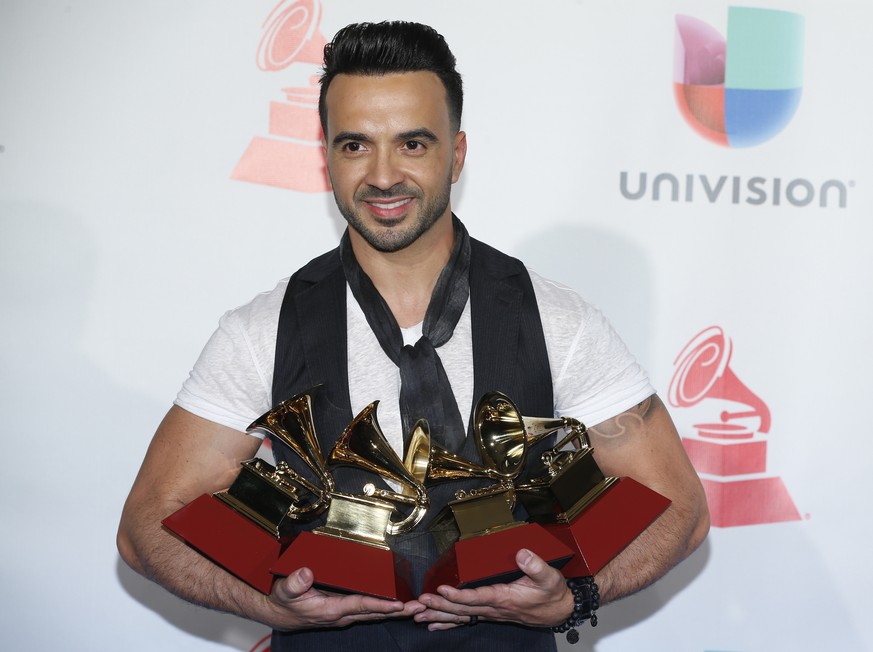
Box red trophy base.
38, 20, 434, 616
162, 494, 285, 594
544, 477, 671, 577
702, 476, 800, 527
422, 522, 573, 593
271, 531, 413, 601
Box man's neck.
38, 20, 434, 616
349, 214, 455, 328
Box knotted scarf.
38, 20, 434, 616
339, 216, 471, 453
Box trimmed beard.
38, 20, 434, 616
333, 174, 453, 253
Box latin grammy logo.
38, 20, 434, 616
669, 326, 800, 527
231, 0, 331, 192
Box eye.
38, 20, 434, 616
403, 140, 426, 154
343, 142, 364, 153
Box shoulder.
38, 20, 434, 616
288, 247, 342, 285
526, 266, 627, 356
527, 268, 601, 330
226, 245, 340, 328
221, 277, 290, 335
525, 268, 654, 423
470, 238, 528, 278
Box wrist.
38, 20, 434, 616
550, 577, 599, 645
253, 588, 304, 632
552, 582, 575, 626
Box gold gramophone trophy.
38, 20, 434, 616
270, 401, 430, 600
505, 392, 672, 577
421, 392, 573, 592
162, 389, 333, 593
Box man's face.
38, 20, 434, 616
323, 71, 466, 253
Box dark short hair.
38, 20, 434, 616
318, 21, 463, 134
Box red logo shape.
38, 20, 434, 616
231, 0, 331, 192
669, 326, 800, 527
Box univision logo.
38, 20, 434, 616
619, 172, 851, 208
674, 6, 804, 147
619, 7, 852, 208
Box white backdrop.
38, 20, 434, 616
1, 1, 871, 650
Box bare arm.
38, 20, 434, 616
117, 405, 420, 630
587, 394, 709, 603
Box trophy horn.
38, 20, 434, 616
402, 419, 432, 495
427, 441, 505, 483
422, 391, 553, 490
247, 388, 335, 517
475, 391, 590, 477
329, 401, 430, 535
473, 391, 532, 479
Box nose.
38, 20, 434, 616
364, 149, 405, 191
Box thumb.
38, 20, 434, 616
516, 548, 549, 582
274, 567, 314, 602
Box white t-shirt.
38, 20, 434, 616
175, 268, 653, 455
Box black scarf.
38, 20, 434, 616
339, 216, 471, 453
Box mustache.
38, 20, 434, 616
355, 185, 422, 201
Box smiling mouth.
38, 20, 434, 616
366, 198, 413, 210
363, 196, 415, 222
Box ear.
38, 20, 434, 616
320, 136, 337, 190
451, 131, 467, 183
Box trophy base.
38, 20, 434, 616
421, 522, 573, 593
544, 477, 671, 577
162, 494, 285, 594
271, 531, 413, 601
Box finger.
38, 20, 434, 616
335, 592, 407, 616
429, 550, 561, 606
515, 548, 564, 590
434, 585, 493, 605
416, 602, 482, 631
414, 605, 473, 627
516, 548, 544, 577
318, 594, 409, 629
431, 584, 501, 607
416, 593, 489, 621
418, 591, 468, 613
402, 600, 427, 616
427, 621, 463, 631
273, 567, 315, 602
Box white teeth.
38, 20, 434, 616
374, 198, 411, 209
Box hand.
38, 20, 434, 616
268, 567, 425, 631
414, 549, 573, 631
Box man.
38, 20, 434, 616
117, 21, 708, 652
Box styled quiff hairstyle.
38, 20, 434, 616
318, 21, 463, 134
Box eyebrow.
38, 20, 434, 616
331, 131, 370, 148
397, 128, 439, 143
331, 128, 440, 149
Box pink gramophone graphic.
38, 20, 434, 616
231, 0, 331, 192
669, 326, 800, 527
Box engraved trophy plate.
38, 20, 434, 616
424, 484, 572, 591
421, 392, 574, 593
272, 492, 414, 600
271, 402, 429, 601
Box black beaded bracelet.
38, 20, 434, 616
550, 577, 599, 644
